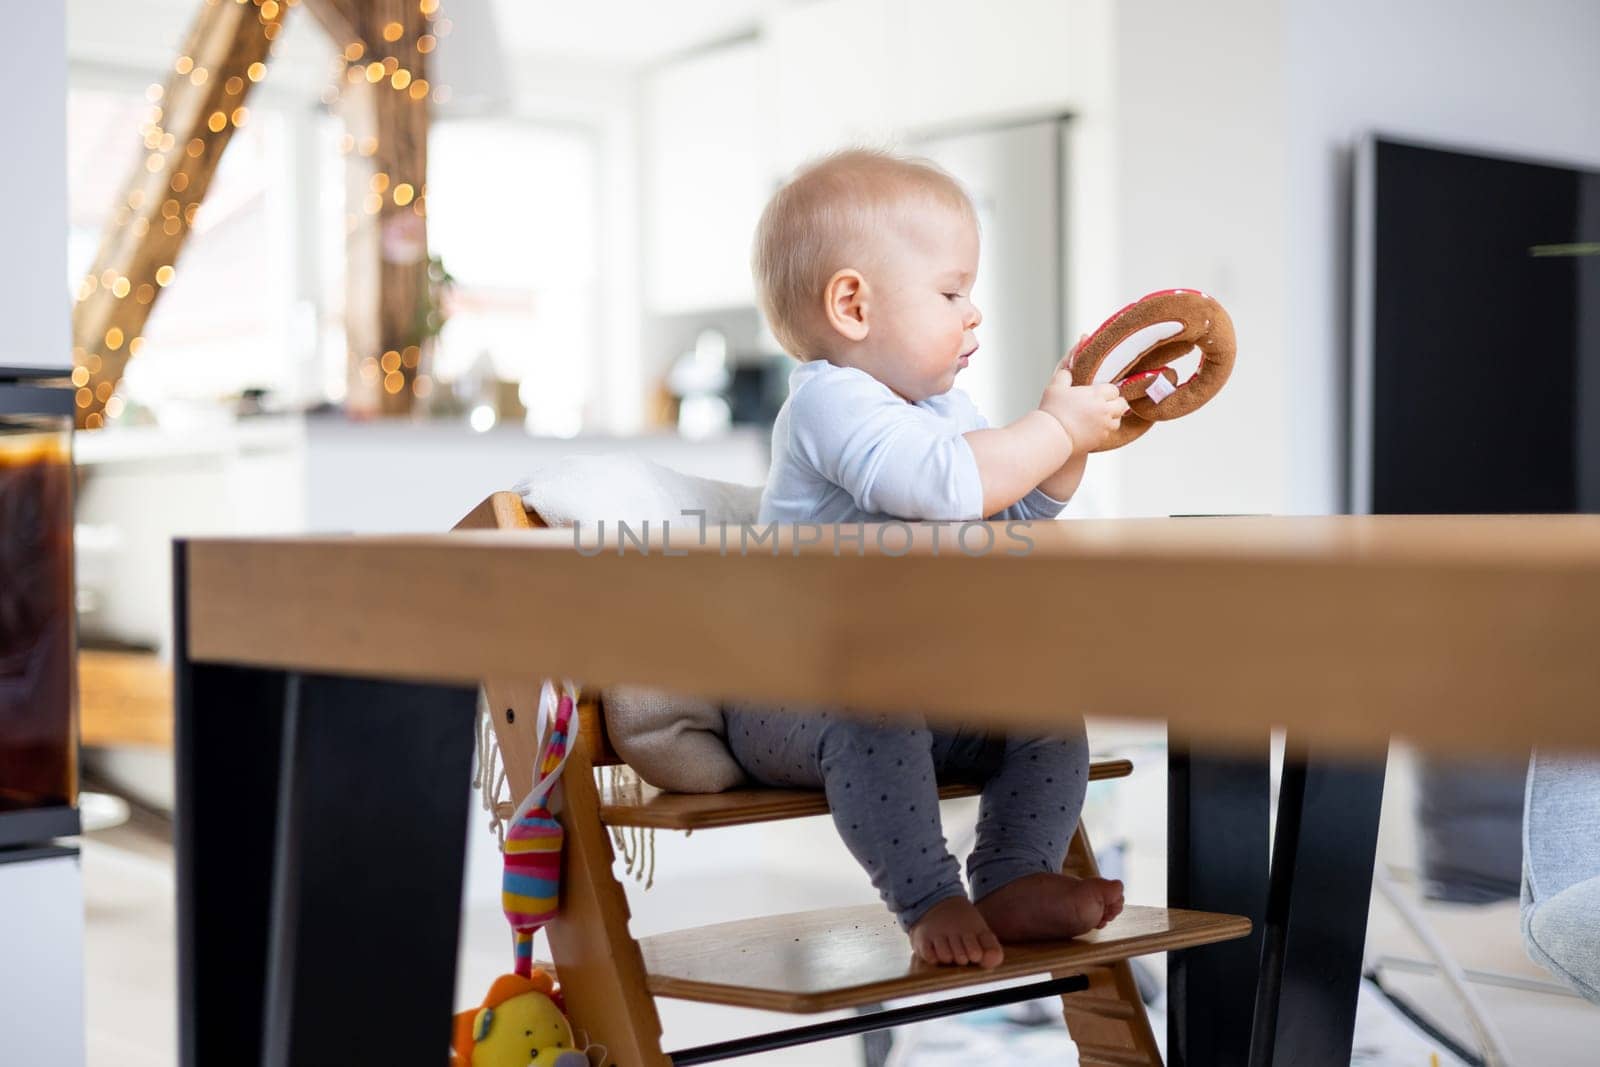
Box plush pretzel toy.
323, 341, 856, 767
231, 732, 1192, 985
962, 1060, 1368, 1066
1068, 289, 1236, 450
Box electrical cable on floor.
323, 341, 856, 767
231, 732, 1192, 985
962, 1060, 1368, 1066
1365, 969, 1486, 1067
1372, 864, 1515, 1067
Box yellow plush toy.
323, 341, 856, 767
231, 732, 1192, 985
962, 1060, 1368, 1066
450, 971, 586, 1067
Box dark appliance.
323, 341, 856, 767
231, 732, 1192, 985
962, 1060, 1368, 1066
1351, 135, 1600, 901
0, 375, 79, 848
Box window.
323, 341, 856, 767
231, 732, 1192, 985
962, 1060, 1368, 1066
70, 87, 606, 431
426, 119, 600, 435
68, 86, 298, 412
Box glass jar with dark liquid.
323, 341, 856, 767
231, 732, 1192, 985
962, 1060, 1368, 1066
0, 412, 76, 813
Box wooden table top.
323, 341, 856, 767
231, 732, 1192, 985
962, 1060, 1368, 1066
184, 515, 1600, 758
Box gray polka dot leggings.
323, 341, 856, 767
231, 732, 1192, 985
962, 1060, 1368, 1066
724, 704, 1089, 931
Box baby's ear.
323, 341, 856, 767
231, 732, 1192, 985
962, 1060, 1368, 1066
823, 268, 870, 342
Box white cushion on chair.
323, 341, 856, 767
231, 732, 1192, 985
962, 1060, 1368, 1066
515, 453, 761, 532
513, 454, 759, 793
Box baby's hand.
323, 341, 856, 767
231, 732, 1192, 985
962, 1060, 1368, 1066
1057, 333, 1090, 373
1039, 371, 1128, 453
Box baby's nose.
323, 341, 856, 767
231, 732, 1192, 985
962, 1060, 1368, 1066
967, 303, 983, 329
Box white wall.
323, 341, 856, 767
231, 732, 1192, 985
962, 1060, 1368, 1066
503, 55, 647, 433
1283, 0, 1600, 513
1102, 0, 1289, 518
4, 3, 69, 371
645, 0, 1294, 518
1099, 0, 1600, 518
642, 41, 771, 314
629, 0, 1600, 517
764, 0, 1088, 169
639, 0, 1096, 324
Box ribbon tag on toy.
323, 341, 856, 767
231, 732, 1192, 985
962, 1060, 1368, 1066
1144, 373, 1178, 404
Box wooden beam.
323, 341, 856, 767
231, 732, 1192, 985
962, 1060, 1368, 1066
69, 0, 288, 429
73, 0, 438, 427
310, 0, 434, 415
300, 0, 362, 44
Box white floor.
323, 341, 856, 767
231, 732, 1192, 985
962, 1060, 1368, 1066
82, 809, 178, 1067
1361, 885, 1600, 1065
81, 780, 1600, 1067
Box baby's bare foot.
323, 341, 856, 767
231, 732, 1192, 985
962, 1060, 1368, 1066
975, 874, 1126, 942
1099, 883, 1125, 927
908, 896, 1005, 969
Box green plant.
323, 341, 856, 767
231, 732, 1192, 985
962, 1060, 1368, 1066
413, 253, 455, 346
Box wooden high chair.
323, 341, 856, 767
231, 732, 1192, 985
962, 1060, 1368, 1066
456, 492, 1251, 1066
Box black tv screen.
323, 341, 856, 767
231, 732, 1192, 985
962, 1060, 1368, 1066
1351, 136, 1600, 515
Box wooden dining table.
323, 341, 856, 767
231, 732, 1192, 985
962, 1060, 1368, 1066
172, 514, 1600, 1067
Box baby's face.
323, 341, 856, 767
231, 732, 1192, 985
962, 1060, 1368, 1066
861, 205, 982, 402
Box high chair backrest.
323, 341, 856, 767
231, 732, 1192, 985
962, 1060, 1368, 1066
453, 491, 622, 787
456, 491, 671, 1064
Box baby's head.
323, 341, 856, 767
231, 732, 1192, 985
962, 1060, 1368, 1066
753, 148, 982, 402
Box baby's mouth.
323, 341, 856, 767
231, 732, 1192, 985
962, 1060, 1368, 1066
958, 345, 978, 365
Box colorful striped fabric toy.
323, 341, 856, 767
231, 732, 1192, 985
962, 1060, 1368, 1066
503, 679, 578, 978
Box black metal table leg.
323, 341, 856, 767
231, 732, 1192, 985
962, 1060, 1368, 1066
175, 545, 291, 1066
175, 543, 479, 1067
1249, 747, 1387, 1067
1168, 745, 1271, 1067
262, 671, 477, 1066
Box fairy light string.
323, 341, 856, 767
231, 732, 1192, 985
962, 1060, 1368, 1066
70, 0, 453, 428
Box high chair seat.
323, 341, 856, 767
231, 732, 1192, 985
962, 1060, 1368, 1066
593, 758, 1134, 830
489, 691, 1136, 830
640, 903, 1252, 1013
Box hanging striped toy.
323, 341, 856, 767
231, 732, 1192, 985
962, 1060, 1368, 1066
502, 679, 578, 978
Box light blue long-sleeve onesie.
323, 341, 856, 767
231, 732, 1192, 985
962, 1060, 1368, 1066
730, 358, 1089, 930
757, 359, 1068, 525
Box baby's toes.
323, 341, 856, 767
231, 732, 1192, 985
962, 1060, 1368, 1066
1096, 879, 1125, 926
932, 935, 955, 965
977, 929, 1004, 969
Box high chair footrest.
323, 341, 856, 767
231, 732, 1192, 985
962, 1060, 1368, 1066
597, 758, 1135, 830
640, 903, 1250, 1013
667, 972, 1092, 1065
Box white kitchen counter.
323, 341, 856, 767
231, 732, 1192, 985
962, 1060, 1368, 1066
76, 413, 771, 654
298, 416, 769, 533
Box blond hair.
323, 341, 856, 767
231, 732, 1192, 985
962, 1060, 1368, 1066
751, 148, 975, 359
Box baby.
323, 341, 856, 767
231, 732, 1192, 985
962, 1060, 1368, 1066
726, 149, 1130, 969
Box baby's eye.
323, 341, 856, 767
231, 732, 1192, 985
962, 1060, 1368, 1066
943, 292, 961, 301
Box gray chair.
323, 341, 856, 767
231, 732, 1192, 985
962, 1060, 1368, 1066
1521, 751, 1600, 1003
